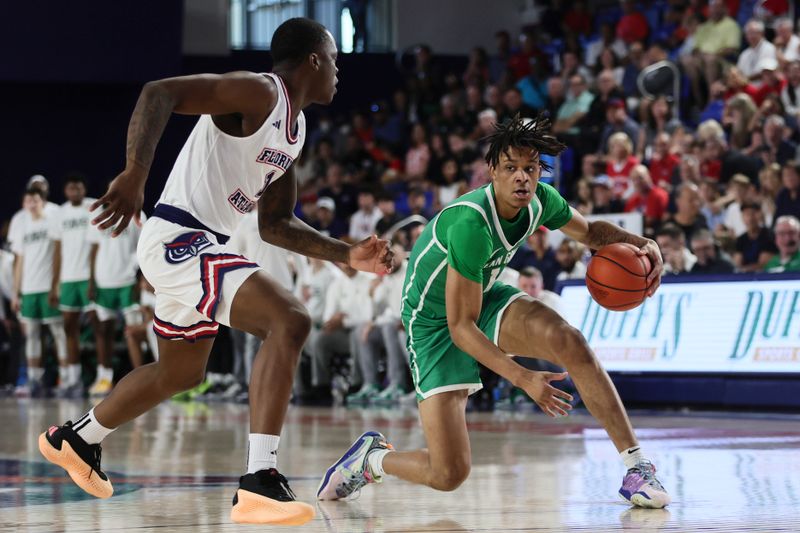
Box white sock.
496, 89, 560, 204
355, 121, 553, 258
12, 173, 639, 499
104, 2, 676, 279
247, 434, 280, 474
367, 448, 392, 479
69, 364, 82, 386
58, 366, 69, 385
621, 446, 646, 470
74, 408, 115, 445
99, 365, 113, 382
29, 366, 44, 382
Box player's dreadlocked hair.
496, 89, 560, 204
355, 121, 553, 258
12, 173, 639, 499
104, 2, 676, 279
483, 113, 566, 173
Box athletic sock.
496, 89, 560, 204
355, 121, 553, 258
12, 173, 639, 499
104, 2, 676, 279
367, 448, 392, 479
621, 446, 647, 470
247, 434, 280, 474
99, 365, 113, 382
69, 364, 82, 386
29, 367, 44, 382
73, 407, 115, 445
58, 366, 69, 386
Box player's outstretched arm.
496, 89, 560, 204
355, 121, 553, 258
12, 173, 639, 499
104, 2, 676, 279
445, 267, 573, 416
93, 72, 276, 236
258, 167, 393, 274
560, 207, 663, 295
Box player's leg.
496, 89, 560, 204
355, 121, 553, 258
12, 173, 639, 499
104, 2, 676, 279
317, 389, 471, 499
62, 311, 81, 382
59, 281, 90, 391
39, 335, 214, 499
90, 294, 117, 396
497, 295, 669, 508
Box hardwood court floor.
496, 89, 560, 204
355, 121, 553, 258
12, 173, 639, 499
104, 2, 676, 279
1, 398, 799, 532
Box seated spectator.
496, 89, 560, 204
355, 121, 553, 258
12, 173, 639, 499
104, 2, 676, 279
591, 175, 626, 214
311, 197, 347, 239
585, 22, 628, 70
507, 228, 560, 291
665, 183, 709, 244
599, 100, 640, 156
309, 261, 375, 403
605, 131, 639, 198
406, 187, 434, 219
518, 266, 562, 315
594, 48, 624, 87
559, 50, 594, 87
349, 244, 409, 404
775, 161, 800, 221
516, 68, 549, 111
375, 192, 400, 237
722, 93, 758, 150
759, 163, 782, 226
349, 188, 383, 240
699, 179, 727, 231
545, 77, 567, 119
638, 96, 684, 160
625, 165, 670, 235
563, 0, 591, 37
615, 0, 649, 45
582, 70, 625, 141
656, 222, 697, 274
689, 228, 735, 273
676, 154, 702, 186
774, 17, 800, 65
699, 139, 723, 182
681, 0, 741, 107
734, 202, 778, 272
318, 163, 358, 218
620, 42, 646, 99
737, 19, 777, 81
553, 75, 594, 135
780, 60, 800, 121
573, 178, 594, 215
434, 157, 467, 209
500, 87, 535, 121
648, 132, 681, 190
751, 58, 786, 107
764, 215, 800, 272
404, 123, 431, 181
722, 174, 753, 237
746, 114, 796, 167
555, 238, 587, 282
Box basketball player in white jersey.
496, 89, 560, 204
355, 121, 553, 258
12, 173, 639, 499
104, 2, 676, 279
49, 174, 98, 398
10, 189, 69, 397
38, 17, 390, 526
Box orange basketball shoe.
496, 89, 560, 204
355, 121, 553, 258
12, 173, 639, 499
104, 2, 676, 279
230, 468, 315, 526
38, 421, 113, 499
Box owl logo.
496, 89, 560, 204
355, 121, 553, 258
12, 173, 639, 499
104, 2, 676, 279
163, 232, 212, 264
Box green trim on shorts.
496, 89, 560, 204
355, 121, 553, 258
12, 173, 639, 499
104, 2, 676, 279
403, 282, 524, 401
59, 280, 92, 311
95, 284, 137, 312
21, 292, 61, 320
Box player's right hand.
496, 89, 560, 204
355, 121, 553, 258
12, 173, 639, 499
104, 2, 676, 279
10, 296, 20, 314
91, 168, 146, 237
517, 370, 574, 418
48, 287, 59, 308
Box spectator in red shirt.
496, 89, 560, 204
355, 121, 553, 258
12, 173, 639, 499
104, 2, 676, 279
751, 58, 787, 106
648, 132, 680, 190
616, 0, 649, 45
563, 0, 592, 36
606, 132, 639, 199
625, 165, 670, 234
699, 139, 723, 181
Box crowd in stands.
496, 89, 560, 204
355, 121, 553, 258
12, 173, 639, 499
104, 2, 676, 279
2, 0, 800, 408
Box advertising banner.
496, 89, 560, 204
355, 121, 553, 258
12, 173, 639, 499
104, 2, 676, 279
559, 277, 800, 373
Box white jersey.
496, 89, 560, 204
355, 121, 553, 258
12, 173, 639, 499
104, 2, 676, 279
7, 202, 59, 250
88, 214, 145, 288
10, 213, 54, 294
49, 198, 96, 282
157, 73, 306, 239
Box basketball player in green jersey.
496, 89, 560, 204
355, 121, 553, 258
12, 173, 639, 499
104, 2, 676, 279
318, 116, 671, 508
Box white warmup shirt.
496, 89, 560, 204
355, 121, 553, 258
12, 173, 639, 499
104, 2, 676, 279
228, 211, 308, 291
49, 198, 96, 282
349, 207, 383, 241
372, 260, 408, 326
323, 271, 375, 328
156, 73, 306, 239
301, 261, 343, 325
7, 202, 59, 250
88, 214, 145, 289
10, 213, 55, 294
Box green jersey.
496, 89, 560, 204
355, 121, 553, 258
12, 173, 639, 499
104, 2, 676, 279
764, 251, 800, 273
400, 182, 573, 328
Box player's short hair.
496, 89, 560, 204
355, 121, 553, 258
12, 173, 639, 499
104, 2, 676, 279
271, 17, 329, 68
25, 187, 45, 199
483, 113, 566, 172
63, 172, 87, 187
519, 266, 543, 279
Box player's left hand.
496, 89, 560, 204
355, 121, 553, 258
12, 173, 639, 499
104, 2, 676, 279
91, 169, 146, 237
637, 239, 663, 297
348, 235, 393, 274
517, 370, 574, 418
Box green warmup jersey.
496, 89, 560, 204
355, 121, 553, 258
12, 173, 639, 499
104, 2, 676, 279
401, 182, 573, 328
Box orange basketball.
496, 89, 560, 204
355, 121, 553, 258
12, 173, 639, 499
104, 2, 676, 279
586, 243, 651, 311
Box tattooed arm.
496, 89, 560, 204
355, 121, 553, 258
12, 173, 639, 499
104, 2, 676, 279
258, 168, 393, 274
92, 72, 276, 236
560, 207, 663, 295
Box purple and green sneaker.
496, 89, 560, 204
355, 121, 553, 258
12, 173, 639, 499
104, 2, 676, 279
619, 460, 671, 508
317, 431, 392, 500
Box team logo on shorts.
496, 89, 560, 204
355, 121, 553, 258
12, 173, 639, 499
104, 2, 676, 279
163, 232, 212, 264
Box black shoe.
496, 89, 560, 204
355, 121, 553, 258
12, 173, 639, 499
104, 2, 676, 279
38, 420, 113, 498
230, 469, 314, 525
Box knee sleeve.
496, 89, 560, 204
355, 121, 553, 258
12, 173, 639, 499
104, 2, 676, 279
23, 320, 42, 360
47, 322, 68, 362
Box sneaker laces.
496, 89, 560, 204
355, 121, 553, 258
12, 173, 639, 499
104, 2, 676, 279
632, 460, 666, 491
